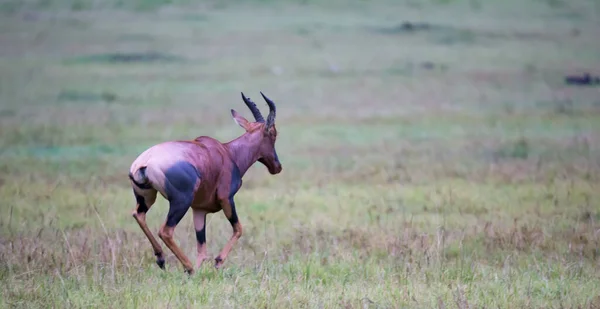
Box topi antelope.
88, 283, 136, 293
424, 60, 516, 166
128, 92, 282, 274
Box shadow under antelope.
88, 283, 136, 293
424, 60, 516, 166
128, 92, 282, 274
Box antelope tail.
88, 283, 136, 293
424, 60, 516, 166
129, 166, 153, 190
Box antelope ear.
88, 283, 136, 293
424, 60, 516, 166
231, 109, 250, 131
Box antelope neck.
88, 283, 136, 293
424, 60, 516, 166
224, 131, 262, 176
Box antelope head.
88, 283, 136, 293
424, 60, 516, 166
231, 92, 282, 175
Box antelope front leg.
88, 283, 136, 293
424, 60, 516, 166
192, 209, 209, 268
215, 197, 243, 269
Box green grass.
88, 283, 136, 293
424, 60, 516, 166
1, 0, 600, 308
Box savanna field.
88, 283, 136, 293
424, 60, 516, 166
1, 0, 599, 308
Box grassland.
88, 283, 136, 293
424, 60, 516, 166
1, 0, 600, 308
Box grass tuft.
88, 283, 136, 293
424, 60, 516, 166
66, 52, 186, 65
494, 137, 530, 160
57, 90, 117, 103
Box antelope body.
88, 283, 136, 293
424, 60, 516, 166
129, 92, 281, 274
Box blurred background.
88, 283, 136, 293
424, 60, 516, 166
0, 0, 599, 308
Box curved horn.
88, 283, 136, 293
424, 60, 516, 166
240, 92, 264, 122
260, 91, 276, 128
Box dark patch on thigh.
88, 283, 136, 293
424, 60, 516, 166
164, 161, 201, 201
164, 161, 201, 227
134, 193, 148, 213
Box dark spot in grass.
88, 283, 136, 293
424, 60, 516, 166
66, 52, 185, 64
420, 61, 448, 71
502, 103, 515, 115
570, 28, 581, 37
372, 21, 439, 35
57, 90, 117, 103
421, 62, 436, 70
370, 22, 477, 45
565, 73, 600, 86
385, 61, 447, 76
295, 27, 312, 36
581, 211, 592, 220
493, 138, 530, 160
524, 63, 537, 74
373, 22, 552, 46
581, 211, 600, 222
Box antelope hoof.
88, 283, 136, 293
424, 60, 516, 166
214, 256, 224, 269
184, 268, 194, 276
156, 254, 165, 269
